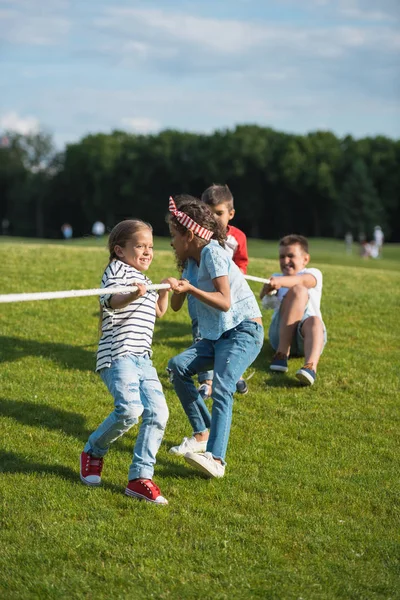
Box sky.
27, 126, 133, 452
1, 0, 399, 148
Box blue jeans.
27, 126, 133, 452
84, 354, 169, 481
168, 320, 264, 464
191, 317, 213, 384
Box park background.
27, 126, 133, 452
1, 1, 399, 598
0, 126, 399, 244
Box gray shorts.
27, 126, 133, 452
268, 304, 327, 357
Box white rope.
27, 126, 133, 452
0, 275, 272, 304
0, 284, 171, 304
245, 274, 276, 295
244, 275, 270, 284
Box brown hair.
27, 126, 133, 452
108, 219, 153, 262
279, 234, 309, 254
167, 194, 226, 246
201, 184, 234, 211
98, 219, 153, 337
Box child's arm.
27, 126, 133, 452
261, 273, 317, 297
170, 291, 187, 312
109, 283, 147, 310
170, 276, 231, 312
156, 278, 178, 317
169, 274, 187, 312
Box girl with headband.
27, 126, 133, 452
166, 195, 264, 478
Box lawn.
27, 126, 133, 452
0, 237, 399, 599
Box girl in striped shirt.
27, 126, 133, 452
80, 219, 171, 505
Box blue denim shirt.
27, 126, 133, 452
195, 240, 261, 341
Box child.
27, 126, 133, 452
80, 219, 170, 504
260, 234, 327, 386
201, 184, 249, 395
168, 235, 214, 399
201, 184, 248, 274
166, 195, 264, 478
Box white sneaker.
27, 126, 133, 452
198, 383, 212, 400
169, 436, 207, 456
184, 451, 225, 478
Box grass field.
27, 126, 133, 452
0, 237, 399, 599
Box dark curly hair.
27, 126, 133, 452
167, 194, 226, 245
167, 194, 226, 271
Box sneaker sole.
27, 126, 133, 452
296, 370, 315, 386
80, 474, 102, 486
125, 488, 168, 505
236, 388, 248, 395
184, 454, 224, 478
169, 448, 206, 456
270, 365, 288, 373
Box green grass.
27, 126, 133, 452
0, 239, 399, 599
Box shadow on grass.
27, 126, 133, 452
0, 397, 91, 442
156, 454, 211, 479
0, 336, 95, 371
265, 374, 303, 388
0, 397, 209, 480
0, 450, 122, 493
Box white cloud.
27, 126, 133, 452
301, 0, 399, 21
0, 0, 70, 45
0, 111, 40, 134
93, 5, 400, 70
337, 0, 399, 22
120, 117, 161, 134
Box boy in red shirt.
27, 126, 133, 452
202, 184, 248, 274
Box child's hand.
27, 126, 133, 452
260, 278, 279, 298
131, 282, 147, 299
173, 278, 190, 294
163, 277, 180, 291
268, 277, 281, 292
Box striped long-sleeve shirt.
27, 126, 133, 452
96, 260, 158, 371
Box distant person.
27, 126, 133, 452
260, 234, 327, 386
369, 240, 379, 259
373, 226, 384, 257
1, 218, 10, 236
80, 219, 171, 504
344, 231, 353, 255
360, 241, 371, 259
61, 223, 73, 240
92, 221, 105, 238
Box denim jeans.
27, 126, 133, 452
191, 317, 213, 384
168, 319, 264, 463
84, 354, 169, 481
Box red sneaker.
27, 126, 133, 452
125, 479, 168, 505
80, 451, 103, 486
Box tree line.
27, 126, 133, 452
1, 125, 399, 242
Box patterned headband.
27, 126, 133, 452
168, 197, 213, 241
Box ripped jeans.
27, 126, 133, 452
168, 320, 264, 463
84, 354, 169, 481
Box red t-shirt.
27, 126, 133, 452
225, 225, 249, 274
